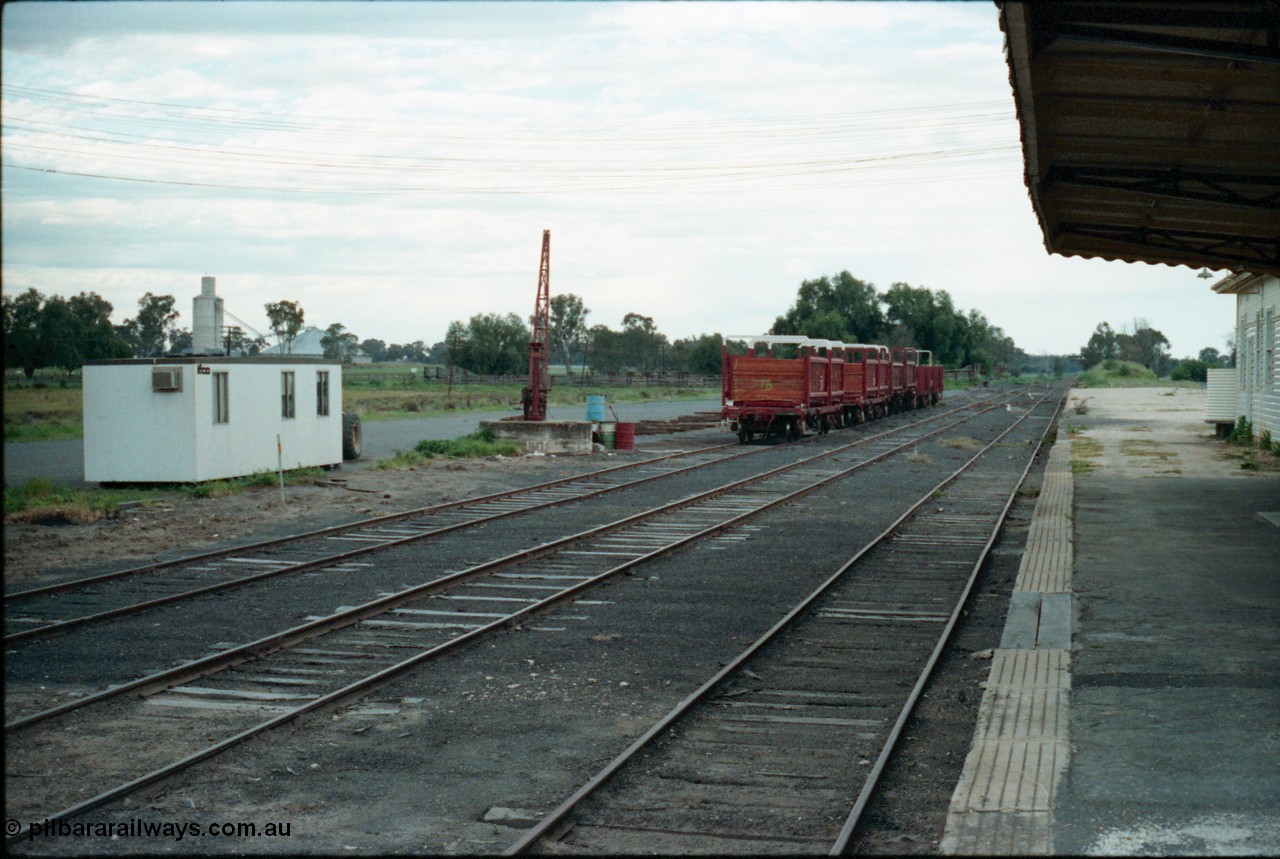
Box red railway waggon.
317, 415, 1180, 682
722, 336, 943, 443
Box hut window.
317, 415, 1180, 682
281, 371, 296, 419
213, 372, 229, 423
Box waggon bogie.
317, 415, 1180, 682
722, 335, 944, 442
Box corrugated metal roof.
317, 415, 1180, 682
1000, 1, 1280, 276
1212, 271, 1270, 293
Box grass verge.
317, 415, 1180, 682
371, 429, 523, 470
5, 479, 170, 523
4, 468, 328, 523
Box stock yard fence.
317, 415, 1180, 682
344, 368, 722, 389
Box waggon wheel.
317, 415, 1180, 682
738, 427, 751, 444
342, 413, 362, 460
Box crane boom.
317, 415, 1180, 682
522, 229, 551, 421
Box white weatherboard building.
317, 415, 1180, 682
1211, 272, 1279, 439
83, 357, 343, 483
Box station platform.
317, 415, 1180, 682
941, 387, 1280, 855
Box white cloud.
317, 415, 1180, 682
1, 2, 1230, 360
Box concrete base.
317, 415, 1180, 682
480, 420, 593, 455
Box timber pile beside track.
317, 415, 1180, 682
4, 385, 1066, 854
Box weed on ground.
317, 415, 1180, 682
371, 429, 523, 470
4, 467, 331, 522
4, 479, 169, 523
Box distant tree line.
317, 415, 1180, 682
441, 271, 1034, 379
7, 270, 1042, 383
3, 288, 167, 378
1080, 320, 1231, 382
441, 297, 728, 379
769, 271, 1017, 372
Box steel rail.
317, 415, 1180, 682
6, 392, 1019, 734
827, 388, 1068, 855
3, 444, 755, 645
3, 394, 1005, 648
3, 395, 1005, 645
8, 391, 1007, 606
502, 388, 1062, 855
4, 441, 739, 604
4, 394, 1029, 844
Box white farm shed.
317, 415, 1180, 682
1212, 273, 1279, 440
84, 357, 344, 483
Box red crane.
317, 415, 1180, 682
522, 229, 551, 421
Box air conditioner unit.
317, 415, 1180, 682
152, 367, 183, 392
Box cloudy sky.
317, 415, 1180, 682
2, 1, 1234, 358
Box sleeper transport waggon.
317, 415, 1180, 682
722, 336, 943, 443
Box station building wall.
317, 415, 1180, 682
1215, 273, 1279, 439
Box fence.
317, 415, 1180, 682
5, 369, 82, 388
345, 367, 721, 388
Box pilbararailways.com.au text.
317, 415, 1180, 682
10, 818, 291, 842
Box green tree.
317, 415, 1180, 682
549, 293, 590, 373
3, 288, 47, 378
447, 313, 529, 375
772, 271, 886, 343
168, 327, 193, 354
883, 283, 962, 364
36, 296, 81, 370
584, 324, 625, 374
321, 323, 360, 363
620, 313, 669, 373
671, 333, 727, 375
1080, 322, 1119, 368
265, 300, 305, 354
1171, 358, 1208, 382
121, 293, 179, 357
387, 341, 429, 362
1198, 347, 1225, 367
1117, 320, 1170, 373
956, 309, 1014, 373
360, 338, 388, 363
67, 292, 130, 361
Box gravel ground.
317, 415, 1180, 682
6, 387, 1047, 855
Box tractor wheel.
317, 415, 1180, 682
342, 413, 362, 460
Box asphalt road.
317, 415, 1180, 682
3, 397, 722, 489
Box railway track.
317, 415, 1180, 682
4, 389, 1039, 841
4, 394, 1011, 648
2, 441, 743, 644
506, 388, 1065, 855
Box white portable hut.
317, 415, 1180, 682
83, 356, 343, 483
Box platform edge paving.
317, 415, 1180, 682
940, 441, 1074, 855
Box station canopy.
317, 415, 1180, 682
1000, 1, 1280, 276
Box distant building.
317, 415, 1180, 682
1212, 273, 1278, 439
192, 276, 225, 353
260, 326, 372, 363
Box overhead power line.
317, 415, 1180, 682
1, 83, 1021, 195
